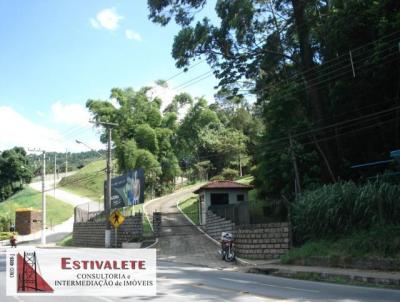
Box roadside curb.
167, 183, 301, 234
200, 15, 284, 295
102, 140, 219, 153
245, 265, 400, 288
0, 239, 9, 246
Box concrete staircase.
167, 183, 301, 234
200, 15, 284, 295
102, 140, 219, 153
205, 210, 235, 241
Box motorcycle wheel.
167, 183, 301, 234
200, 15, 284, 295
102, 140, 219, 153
225, 252, 235, 262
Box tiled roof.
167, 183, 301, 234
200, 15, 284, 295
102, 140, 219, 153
194, 180, 253, 193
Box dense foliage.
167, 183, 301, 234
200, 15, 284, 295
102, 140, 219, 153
0, 147, 33, 201
148, 0, 400, 201
282, 225, 400, 263
86, 86, 262, 196
292, 180, 400, 243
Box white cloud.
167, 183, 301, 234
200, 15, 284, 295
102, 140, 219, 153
125, 29, 142, 41
51, 101, 91, 127
90, 8, 122, 31
0, 106, 103, 153
36, 110, 45, 117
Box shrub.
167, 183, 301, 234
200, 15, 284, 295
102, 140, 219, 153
210, 175, 225, 181
292, 180, 400, 243
221, 168, 238, 180
0, 216, 11, 232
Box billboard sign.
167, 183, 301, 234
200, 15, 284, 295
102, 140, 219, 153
106, 168, 145, 209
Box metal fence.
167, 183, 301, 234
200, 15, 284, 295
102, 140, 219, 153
209, 203, 249, 225
74, 202, 145, 223
73, 201, 104, 223
209, 200, 285, 225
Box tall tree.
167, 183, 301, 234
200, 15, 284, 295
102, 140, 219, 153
148, 0, 400, 199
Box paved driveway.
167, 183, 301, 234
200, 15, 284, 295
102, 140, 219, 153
144, 185, 236, 268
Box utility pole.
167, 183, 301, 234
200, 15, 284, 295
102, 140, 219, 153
238, 137, 243, 177
41, 151, 46, 245
29, 148, 47, 245
92, 121, 118, 248
54, 154, 57, 198
289, 133, 301, 199
65, 150, 68, 178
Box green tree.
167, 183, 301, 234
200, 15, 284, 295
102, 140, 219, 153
148, 0, 400, 200
87, 87, 180, 197
0, 147, 33, 201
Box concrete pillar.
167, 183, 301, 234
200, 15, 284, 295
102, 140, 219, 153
152, 212, 162, 236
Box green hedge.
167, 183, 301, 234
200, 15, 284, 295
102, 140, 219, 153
292, 180, 400, 242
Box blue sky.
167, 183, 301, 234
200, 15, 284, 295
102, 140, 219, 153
0, 1, 220, 152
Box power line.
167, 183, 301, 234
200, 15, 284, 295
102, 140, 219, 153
172, 70, 213, 90
242, 39, 399, 99
165, 59, 206, 82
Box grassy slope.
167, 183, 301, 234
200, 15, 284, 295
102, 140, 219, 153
57, 234, 73, 246
0, 187, 73, 226
282, 225, 400, 263
58, 160, 106, 202
179, 196, 200, 225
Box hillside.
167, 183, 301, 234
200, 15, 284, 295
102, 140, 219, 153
0, 187, 73, 229
58, 160, 106, 202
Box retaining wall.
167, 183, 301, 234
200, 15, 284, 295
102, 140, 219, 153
204, 210, 291, 259
235, 223, 291, 259
73, 213, 143, 247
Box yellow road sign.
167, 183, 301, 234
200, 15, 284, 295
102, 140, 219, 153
109, 209, 125, 228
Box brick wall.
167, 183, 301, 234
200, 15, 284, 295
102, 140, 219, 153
15, 210, 41, 235
205, 210, 235, 241
235, 223, 291, 259
73, 213, 143, 247
73, 221, 105, 247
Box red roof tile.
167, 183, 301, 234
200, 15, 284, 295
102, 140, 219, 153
194, 180, 253, 193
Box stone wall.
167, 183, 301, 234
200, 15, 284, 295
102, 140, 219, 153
73, 221, 105, 247
204, 210, 235, 241
204, 210, 291, 259
73, 213, 143, 247
234, 223, 291, 259
152, 212, 161, 236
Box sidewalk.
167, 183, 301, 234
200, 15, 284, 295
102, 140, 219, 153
240, 262, 400, 287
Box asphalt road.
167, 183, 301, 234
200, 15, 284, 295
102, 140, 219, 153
143, 184, 236, 268
1, 252, 400, 302
4, 185, 398, 301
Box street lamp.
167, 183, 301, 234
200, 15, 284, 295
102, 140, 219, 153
75, 140, 103, 157
75, 134, 114, 248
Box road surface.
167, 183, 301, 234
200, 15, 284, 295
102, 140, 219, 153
144, 184, 237, 268
1, 251, 399, 301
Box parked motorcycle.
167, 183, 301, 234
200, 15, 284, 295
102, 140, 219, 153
219, 232, 235, 262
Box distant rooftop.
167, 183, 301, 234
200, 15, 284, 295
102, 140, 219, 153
194, 180, 253, 194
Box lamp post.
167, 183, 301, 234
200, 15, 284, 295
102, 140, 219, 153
76, 125, 116, 248
75, 140, 103, 157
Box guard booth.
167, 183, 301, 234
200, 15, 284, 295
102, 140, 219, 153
194, 180, 253, 225
15, 208, 41, 235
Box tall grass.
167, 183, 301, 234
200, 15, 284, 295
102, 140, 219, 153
292, 180, 400, 242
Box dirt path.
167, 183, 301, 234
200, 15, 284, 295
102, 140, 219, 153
144, 185, 237, 268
